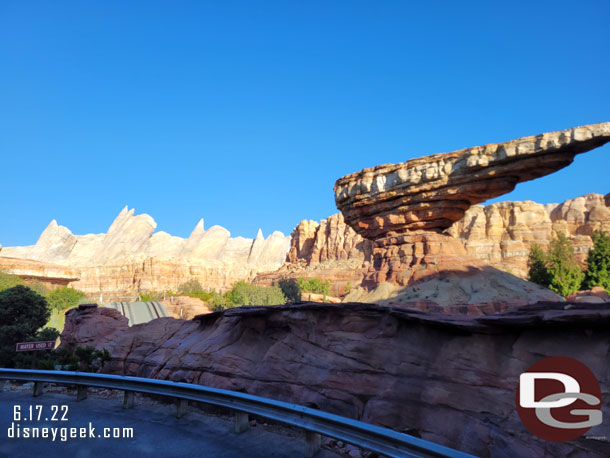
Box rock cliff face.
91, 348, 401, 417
2, 207, 291, 295
60, 302, 610, 458
335, 122, 610, 238
258, 193, 609, 299
0, 255, 80, 289
448, 193, 610, 277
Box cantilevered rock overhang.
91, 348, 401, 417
335, 122, 610, 241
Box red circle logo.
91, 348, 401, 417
516, 356, 602, 441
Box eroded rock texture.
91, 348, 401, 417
2, 207, 291, 294
60, 302, 610, 458
448, 192, 610, 277
256, 193, 609, 302
0, 255, 80, 289
335, 122, 610, 239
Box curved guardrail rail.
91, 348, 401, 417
0, 368, 476, 458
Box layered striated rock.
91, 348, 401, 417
0, 255, 80, 289
335, 122, 610, 239
254, 213, 374, 296
328, 123, 610, 303
448, 193, 610, 277
60, 302, 610, 458
286, 213, 373, 267
266, 193, 610, 288
2, 207, 291, 294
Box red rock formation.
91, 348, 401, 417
260, 193, 610, 298
287, 213, 373, 267
59, 302, 610, 458
566, 287, 610, 304
335, 122, 610, 238
162, 295, 212, 319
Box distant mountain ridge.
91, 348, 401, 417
1, 206, 291, 294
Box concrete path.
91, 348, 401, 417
0, 389, 341, 458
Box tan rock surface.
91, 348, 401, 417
335, 122, 610, 238
162, 296, 212, 320
448, 193, 610, 277
0, 255, 80, 289
260, 193, 610, 303
2, 207, 291, 294
59, 302, 610, 458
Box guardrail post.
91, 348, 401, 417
234, 411, 249, 433
176, 398, 188, 418
33, 382, 44, 397
305, 430, 321, 458
76, 385, 88, 401
123, 391, 135, 409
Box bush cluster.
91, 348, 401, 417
46, 287, 88, 311
296, 277, 331, 296
528, 231, 610, 297
174, 279, 287, 311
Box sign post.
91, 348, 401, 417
15, 341, 56, 352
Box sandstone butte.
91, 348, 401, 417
335, 121, 610, 239
60, 302, 610, 458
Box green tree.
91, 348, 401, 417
583, 231, 610, 292
46, 287, 87, 312
528, 244, 552, 286
277, 278, 301, 303
546, 233, 585, 297
527, 233, 585, 297
0, 285, 51, 367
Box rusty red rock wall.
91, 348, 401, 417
60, 302, 610, 458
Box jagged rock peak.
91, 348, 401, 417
189, 218, 205, 237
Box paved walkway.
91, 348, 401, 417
0, 389, 341, 457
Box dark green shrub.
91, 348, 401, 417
277, 278, 301, 303
583, 231, 610, 292
45, 286, 87, 312
297, 277, 331, 296
0, 285, 51, 367
223, 281, 286, 308
528, 244, 552, 287
178, 279, 204, 294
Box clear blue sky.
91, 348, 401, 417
1, 1, 609, 247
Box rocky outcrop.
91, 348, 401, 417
0, 255, 80, 289
448, 193, 610, 277
60, 302, 610, 458
286, 214, 373, 267
264, 193, 610, 289
335, 122, 610, 238
255, 213, 373, 296
162, 296, 212, 320
2, 207, 291, 294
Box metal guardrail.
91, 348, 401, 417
0, 369, 476, 458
